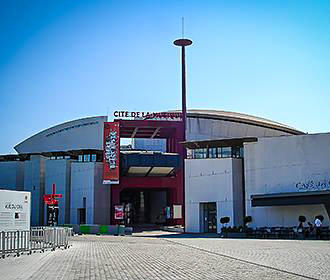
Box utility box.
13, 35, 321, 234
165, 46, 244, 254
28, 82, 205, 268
0, 190, 31, 231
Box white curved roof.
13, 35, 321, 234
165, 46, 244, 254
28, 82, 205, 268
170, 109, 303, 135
14, 110, 303, 155
15, 116, 107, 154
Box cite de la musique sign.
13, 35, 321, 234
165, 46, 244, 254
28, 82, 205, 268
103, 111, 182, 184
114, 111, 182, 119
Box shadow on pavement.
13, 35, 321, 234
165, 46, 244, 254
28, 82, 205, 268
133, 231, 220, 239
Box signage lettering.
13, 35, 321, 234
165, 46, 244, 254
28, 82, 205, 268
4, 202, 23, 211
113, 111, 182, 119
295, 179, 330, 191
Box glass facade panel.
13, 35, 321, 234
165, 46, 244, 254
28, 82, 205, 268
240, 147, 244, 158
217, 147, 222, 157
221, 147, 232, 158
84, 154, 90, 162
193, 148, 207, 159
78, 155, 83, 162
91, 154, 97, 162
192, 145, 244, 159
209, 148, 217, 158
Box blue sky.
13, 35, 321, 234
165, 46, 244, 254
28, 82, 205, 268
1, 0, 330, 154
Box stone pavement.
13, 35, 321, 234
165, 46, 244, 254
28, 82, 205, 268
1, 232, 329, 280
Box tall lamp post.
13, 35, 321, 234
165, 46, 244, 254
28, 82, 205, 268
173, 38, 192, 142
174, 38, 192, 229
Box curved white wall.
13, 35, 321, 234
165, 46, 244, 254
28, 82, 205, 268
15, 116, 107, 154
187, 117, 292, 141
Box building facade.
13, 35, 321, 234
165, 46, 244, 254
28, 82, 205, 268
184, 133, 330, 233
1, 110, 316, 230
245, 133, 330, 228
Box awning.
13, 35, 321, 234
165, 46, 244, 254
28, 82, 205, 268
251, 190, 330, 207
120, 151, 180, 177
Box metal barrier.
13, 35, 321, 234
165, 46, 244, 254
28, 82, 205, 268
1, 227, 72, 259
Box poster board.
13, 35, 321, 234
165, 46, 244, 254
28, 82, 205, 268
114, 205, 124, 220
0, 190, 31, 231
173, 205, 182, 219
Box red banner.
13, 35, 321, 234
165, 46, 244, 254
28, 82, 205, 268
103, 122, 120, 184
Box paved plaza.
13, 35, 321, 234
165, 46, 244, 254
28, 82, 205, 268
1, 232, 330, 280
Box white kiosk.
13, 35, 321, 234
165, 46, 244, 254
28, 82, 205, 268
0, 190, 31, 231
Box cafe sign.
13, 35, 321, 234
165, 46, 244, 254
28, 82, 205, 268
295, 179, 330, 192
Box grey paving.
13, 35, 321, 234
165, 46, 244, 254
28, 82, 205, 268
1, 232, 329, 280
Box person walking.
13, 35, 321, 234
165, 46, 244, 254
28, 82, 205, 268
314, 217, 322, 239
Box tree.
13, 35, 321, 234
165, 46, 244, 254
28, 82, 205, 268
244, 216, 252, 227
220, 216, 230, 227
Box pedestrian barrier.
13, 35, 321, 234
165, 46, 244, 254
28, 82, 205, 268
0, 227, 72, 259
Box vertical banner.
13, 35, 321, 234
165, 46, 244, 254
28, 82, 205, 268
103, 122, 120, 184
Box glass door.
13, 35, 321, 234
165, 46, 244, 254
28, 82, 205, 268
202, 202, 217, 233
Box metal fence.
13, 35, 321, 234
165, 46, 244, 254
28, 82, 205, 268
1, 227, 72, 259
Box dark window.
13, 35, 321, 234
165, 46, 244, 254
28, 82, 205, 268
240, 147, 244, 158
232, 146, 241, 158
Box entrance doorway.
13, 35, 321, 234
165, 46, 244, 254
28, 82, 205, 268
77, 208, 86, 225
120, 189, 167, 225
201, 202, 217, 233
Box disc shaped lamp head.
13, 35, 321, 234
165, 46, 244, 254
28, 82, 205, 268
173, 39, 193, 47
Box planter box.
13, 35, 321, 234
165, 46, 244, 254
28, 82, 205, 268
223, 232, 247, 238
77, 224, 122, 235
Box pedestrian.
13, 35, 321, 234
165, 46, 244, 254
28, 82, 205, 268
314, 217, 322, 239
305, 222, 314, 238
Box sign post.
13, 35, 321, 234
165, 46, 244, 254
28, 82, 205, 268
44, 184, 62, 226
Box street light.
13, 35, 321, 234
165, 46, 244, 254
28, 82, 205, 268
174, 37, 192, 231
173, 38, 192, 142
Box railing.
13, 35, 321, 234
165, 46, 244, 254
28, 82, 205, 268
1, 227, 72, 259
244, 226, 330, 239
